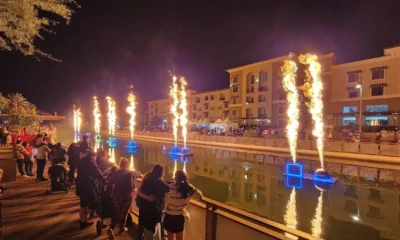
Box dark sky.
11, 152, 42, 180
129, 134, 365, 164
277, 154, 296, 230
1, 0, 400, 119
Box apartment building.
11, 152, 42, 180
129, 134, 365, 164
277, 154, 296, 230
226, 53, 334, 127
327, 45, 400, 127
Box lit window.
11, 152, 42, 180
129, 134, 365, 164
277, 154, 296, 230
343, 117, 356, 126
366, 105, 388, 112
343, 106, 358, 113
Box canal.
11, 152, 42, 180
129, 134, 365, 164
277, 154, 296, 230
98, 138, 400, 240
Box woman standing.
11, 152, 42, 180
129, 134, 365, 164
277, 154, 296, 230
164, 170, 203, 240
67, 142, 80, 183
22, 142, 34, 176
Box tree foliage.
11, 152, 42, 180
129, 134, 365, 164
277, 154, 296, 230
0, 93, 8, 113
0, 0, 78, 60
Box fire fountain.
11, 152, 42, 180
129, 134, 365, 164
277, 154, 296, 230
106, 96, 117, 148
73, 105, 82, 142
126, 85, 137, 149
93, 96, 102, 150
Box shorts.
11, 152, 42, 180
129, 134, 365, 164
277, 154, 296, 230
79, 192, 97, 211
163, 213, 185, 233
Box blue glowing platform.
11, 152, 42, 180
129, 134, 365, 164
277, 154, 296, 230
284, 163, 338, 184
127, 141, 137, 148
107, 137, 118, 148
169, 146, 193, 156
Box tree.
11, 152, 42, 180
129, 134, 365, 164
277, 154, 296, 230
7, 92, 28, 111
0, 93, 8, 113
0, 0, 78, 60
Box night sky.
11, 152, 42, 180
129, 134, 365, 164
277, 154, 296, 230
1, 0, 400, 119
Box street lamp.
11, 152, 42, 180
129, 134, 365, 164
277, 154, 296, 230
356, 84, 363, 134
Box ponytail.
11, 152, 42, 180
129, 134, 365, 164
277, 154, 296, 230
175, 170, 194, 198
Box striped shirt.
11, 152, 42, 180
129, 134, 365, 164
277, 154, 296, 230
165, 183, 203, 218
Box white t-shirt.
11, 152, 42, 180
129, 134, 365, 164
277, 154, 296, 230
165, 182, 203, 219
36, 144, 50, 159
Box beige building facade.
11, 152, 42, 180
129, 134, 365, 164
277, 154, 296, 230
147, 46, 400, 129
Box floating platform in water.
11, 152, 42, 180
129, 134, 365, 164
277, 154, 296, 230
284, 163, 338, 183
169, 146, 193, 156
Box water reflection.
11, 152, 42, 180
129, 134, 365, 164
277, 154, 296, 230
74, 133, 80, 143
108, 147, 115, 163
105, 140, 400, 240
130, 154, 134, 170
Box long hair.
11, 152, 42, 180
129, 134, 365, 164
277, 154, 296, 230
150, 164, 164, 179
175, 170, 194, 199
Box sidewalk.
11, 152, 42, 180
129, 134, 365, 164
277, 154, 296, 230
0, 161, 136, 240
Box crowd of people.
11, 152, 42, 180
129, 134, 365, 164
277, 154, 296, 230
11, 132, 202, 240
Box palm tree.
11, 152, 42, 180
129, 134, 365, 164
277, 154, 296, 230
7, 93, 28, 111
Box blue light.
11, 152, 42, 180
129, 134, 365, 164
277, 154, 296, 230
108, 137, 117, 148
312, 171, 334, 183
285, 176, 303, 189
286, 163, 303, 178
127, 147, 137, 154
181, 156, 189, 163
127, 141, 137, 148
181, 147, 189, 156
169, 146, 182, 155
169, 153, 180, 161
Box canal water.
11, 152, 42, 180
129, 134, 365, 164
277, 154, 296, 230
98, 138, 400, 240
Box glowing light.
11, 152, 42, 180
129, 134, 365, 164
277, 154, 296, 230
126, 92, 136, 140
94, 139, 101, 152
108, 148, 115, 163
311, 190, 324, 238
352, 216, 359, 221
170, 76, 180, 146
93, 96, 101, 135
281, 57, 299, 163
286, 163, 303, 178
73, 105, 82, 142
106, 96, 117, 136
183, 161, 187, 173
179, 77, 188, 148
130, 154, 134, 170
284, 188, 298, 239
299, 54, 325, 169
173, 158, 178, 174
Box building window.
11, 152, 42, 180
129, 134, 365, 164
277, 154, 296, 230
250, 75, 255, 84
155, 109, 158, 113
348, 89, 359, 98
155, 103, 158, 107
366, 105, 388, 112
246, 97, 254, 103
258, 95, 266, 102
371, 86, 384, 96
343, 117, 356, 126
278, 93, 286, 100
192, 113, 197, 119
232, 85, 239, 93
210, 95, 214, 100
232, 76, 239, 84
343, 106, 358, 113
232, 110, 237, 116
278, 119, 286, 126
192, 105, 196, 110
278, 106, 286, 115
205, 96, 208, 101
366, 116, 388, 126
347, 71, 361, 83
371, 67, 386, 80
259, 71, 267, 83
220, 94, 226, 100
195, 97, 200, 103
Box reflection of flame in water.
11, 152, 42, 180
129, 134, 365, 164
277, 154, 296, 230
170, 76, 179, 146
108, 148, 115, 163
93, 96, 101, 135
126, 92, 136, 140
130, 154, 134, 170
311, 190, 324, 238
173, 159, 178, 174
179, 77, 188, 148
299, 54, 324, 169
281, 58, 300, 162
73, 106, 82, 142
284, 188, 298, 239
183, 161, 187, 173
106, 96, 117, 136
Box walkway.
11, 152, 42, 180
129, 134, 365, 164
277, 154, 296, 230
0, 161, 136, 240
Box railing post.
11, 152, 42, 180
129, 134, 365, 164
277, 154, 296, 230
0, 202, 2, 238
205, 203, 217, 240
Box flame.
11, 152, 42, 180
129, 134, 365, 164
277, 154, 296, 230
311, 190, 324, 238
170, 76, 180, 146
173, 159, 178, 174
284, 188, 298, 239
179, 77, 188, 148
73, 106, 82, 142
281, 58, 300, 163
94, 139, 101, 152
299, 54, 325, 169
106, 96, 117, 136
126, 92, 136, 140
108, 148, 115, 163
93, 96, 101, 135
130, 154, 134, 170
183, 161, 187, 174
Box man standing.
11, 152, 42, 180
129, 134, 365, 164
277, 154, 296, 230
36, 141, 51, 181
78, 135, 92, 159
76, 150, 107, 229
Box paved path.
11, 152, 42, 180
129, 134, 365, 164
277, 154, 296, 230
0, 161, 136, 240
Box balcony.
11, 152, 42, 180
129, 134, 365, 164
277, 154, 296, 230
258, 114, 267, 118
258, 86, 268, 92
246, 88, 255, 94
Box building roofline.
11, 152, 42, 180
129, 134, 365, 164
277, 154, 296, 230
332, 55, 393, 69
192, 88, 230, 95
225, 52, 335, 73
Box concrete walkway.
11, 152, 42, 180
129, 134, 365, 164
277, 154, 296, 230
0, 161, 136, 240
